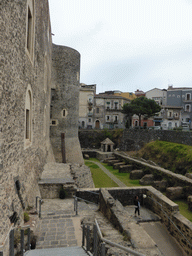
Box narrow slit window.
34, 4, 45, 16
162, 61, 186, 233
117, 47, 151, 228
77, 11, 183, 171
26, 109, 30, 139
27, 7, 32, 53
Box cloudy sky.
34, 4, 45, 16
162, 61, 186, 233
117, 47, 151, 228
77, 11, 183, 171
49, 0, 192, 94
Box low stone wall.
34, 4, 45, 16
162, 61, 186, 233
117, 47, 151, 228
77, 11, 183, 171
145, 187, 192, 255
76, 188, 100, 204
99, 188, 131, 239
82, 150, 97, 158
107, 187, 146, 206
98, 187, 192, 255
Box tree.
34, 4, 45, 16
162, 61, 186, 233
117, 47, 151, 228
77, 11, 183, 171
122, 96, 161, 127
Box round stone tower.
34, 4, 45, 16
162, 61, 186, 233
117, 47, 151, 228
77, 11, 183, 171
50, 44, 84, 165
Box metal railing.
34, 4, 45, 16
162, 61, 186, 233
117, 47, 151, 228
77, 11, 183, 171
82, 219, 145, 256
0, 224, 13, 255
74, 191, 99, 216
4, 225, 31, 256
36, 196, 42, 218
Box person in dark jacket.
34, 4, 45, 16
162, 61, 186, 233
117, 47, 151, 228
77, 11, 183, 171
134, 195, 140, 217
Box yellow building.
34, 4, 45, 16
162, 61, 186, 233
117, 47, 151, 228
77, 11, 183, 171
114, 91, 136, 101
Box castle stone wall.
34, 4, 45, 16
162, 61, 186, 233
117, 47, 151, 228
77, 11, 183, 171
1, 0, 53, 249
50, 45, 84, 165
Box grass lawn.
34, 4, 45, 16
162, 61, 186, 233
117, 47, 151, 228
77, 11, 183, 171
101, 162, 140, 187
85, 158, 140, 187
85, 160, 118, 188
174, 200, 192, 222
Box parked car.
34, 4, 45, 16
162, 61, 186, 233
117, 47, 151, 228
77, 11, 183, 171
148, 126, 161, 130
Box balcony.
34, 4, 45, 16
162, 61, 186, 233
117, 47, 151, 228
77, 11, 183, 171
88, 112, 93, 117
106, 108, 121, 112
153, 115, 163, 120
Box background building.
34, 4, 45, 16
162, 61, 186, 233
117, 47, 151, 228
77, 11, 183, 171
166, 86, 192, 129
94, 91, 130, 129
79, 84, 96, 129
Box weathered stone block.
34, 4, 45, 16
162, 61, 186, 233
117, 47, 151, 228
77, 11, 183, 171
152, 180, 168, 192
139, 174, 154, 185
187, 195, 192, 211
166, 186, 184, 200
107, 159, 119, 166
185, 173, 192, 179
130, 170, 144, 180
119, 165, 133, 173
113, 162, 125, 169
84, 154, 89, 159
103, 157, 116, 163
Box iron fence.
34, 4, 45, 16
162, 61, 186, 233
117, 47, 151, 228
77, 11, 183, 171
82, 219, 145, 256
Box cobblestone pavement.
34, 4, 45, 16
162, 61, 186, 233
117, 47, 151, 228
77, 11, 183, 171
35, 215, 77, 249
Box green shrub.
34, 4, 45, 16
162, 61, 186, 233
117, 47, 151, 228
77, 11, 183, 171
139, 140, 192, 175
24, 212, 30, 223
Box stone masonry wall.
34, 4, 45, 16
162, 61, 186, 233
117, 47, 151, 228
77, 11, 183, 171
50, 45, 83, 165
120, 129, 192, 151
70, 164, 95, 188
1, 0, 53, 252
99, 187, 192, 255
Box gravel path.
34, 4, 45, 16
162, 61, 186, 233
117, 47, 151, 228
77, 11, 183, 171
88, 160, 127, 187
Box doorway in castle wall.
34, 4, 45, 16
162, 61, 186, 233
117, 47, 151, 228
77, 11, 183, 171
95, 120, 100, 129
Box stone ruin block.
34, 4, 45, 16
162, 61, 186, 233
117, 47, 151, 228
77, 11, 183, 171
130, 170, 144, 180
188, 195, 192, 211
139, 174, 154, 185
103, 157, 116, 163
107, 159, 120, 166
166, 186, 184, 200
113, 162, 125, 169
152, 180, 168, 192
119, 165, 133, 173
185, 173, 192, 179
83, 154, 89, 159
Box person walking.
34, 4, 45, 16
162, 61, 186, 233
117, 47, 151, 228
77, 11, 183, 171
134, 195, 140, 217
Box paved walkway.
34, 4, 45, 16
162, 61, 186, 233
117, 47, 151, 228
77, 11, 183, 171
25, 246, 87, 256
88, 160, 127, 187
35, 215, 77, 249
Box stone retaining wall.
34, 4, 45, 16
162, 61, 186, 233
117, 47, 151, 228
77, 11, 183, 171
76, 188, 100, 204
70, 164, 95, 188
120, 129, 192, 151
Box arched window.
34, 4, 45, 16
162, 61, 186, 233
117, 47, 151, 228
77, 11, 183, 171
25, 85, 32, 147
26, 0, 35, 61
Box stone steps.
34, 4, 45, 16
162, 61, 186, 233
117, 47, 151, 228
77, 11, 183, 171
24, 246, 87, 256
